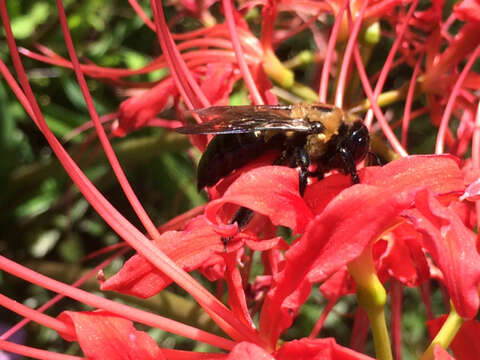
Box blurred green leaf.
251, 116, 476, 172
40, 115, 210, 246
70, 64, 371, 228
62, 77, 107, 114
229, 86, 250, 105
43, 102, 90, 139
31, 229, 60, 258
58, 234, 85, 262
78, 218, 105, 237
15, 178, 60, 218
159, 152, 205, 209
124, 50, 149, 70
10, 2, 50, 39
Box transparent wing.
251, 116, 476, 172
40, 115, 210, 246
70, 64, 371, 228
175, 105, 312, 134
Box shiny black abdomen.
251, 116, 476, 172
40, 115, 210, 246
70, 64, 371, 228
197, 133, 280, 190
196, 120, 369, 190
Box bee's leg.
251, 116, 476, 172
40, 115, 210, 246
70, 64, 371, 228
231, 206, 255, 229
293, 146, 310, 196
276, 146, 310, 195
339, 147, 360, 184
221, 146, 302, 250
221, 207, 254, 250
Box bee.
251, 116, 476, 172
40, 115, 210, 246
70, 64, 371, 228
176, 103, 370, 236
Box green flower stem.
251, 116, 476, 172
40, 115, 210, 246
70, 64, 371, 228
370, 133, 401, 163
290, 82, 319, 102
348, 245, 393, 360
347, 75, 428, 114
361, 21, 381, 46
420, 303, 464, 360
365, 303, 392, 360
283, 50, 315, 69
263, 49, 295, 89
349, 86, 408, 114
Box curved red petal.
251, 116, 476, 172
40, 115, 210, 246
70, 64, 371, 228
433, 346, 456, 360
454, 0, 480, 22
101, 216, 223, 298
375, 225, 429, 287
304, 173, 351, 215
402, 190, 480, 318
199, 253, 226, 281
115, 78, 177, 137
245, 236, 288, 252
200, 63, 239, 105
226, 341, 275, 360
276, 338, 375, 360
205, 166, 314, 234
319, 267, 355, 300
306, 155, 463, 215
224, 254, 254, 329
58, 311, 164, 360
306, 184, 417, 283
362, 154, 463, 194
449, 319, 480, 359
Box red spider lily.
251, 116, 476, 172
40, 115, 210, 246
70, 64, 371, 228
1, 0, 480, 359
258, 156, 469, 348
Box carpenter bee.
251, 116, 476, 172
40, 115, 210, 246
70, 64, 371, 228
176, 103, 370, 236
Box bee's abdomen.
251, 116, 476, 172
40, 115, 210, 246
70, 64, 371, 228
197, 133, 270, 190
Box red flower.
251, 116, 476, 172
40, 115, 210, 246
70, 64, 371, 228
114, 78, 178, 137
100, 153, 472, 355
259, 156, 465, 347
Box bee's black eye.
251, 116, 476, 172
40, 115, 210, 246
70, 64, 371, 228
347, 122, 369, 160
310, 122, 325, 133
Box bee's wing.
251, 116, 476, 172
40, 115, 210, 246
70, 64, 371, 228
176, 105, 312, 134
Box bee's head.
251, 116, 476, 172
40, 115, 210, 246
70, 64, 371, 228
343, 121, 370, 162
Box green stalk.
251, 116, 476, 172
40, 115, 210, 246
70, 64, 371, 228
348, 245, 393, 360
420, 303, 464, 360
290, 82, 319, 102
